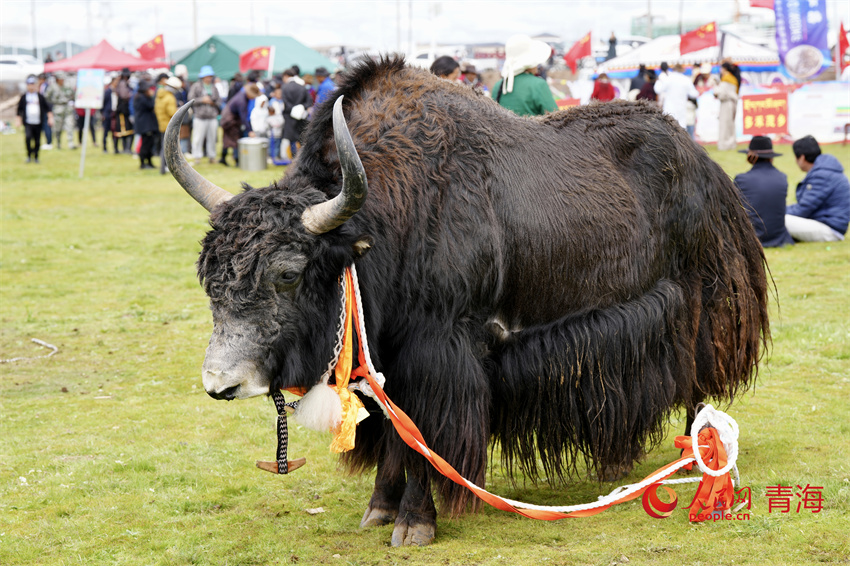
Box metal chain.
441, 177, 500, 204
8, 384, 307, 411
319, 277, 348, 385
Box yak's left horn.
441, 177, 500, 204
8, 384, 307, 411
301, 96, 368, 235
165, 100, 234, 212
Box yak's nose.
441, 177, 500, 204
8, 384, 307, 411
207, 384, 239, 401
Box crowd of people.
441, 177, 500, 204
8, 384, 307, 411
14, 62, 337, 171
13, 46, 849, 245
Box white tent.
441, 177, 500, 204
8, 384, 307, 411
596, 33, 779, 78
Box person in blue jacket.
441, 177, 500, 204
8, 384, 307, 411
786, 136, 850, 242
734, 136, 794, 247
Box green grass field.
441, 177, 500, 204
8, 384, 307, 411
1, 130, 848, 566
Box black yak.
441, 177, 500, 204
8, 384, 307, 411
164, 57, 768, 546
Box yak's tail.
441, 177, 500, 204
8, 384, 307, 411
491, 279, 694, 482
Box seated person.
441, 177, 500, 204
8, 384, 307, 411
786, 136, 850, 242
734, 136, 793, 247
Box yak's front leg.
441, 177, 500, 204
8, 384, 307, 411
391, 461, 436, 547
360, 452, 406, 528
384, 322, 490, 546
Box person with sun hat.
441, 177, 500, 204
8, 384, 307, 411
491, 34, 557, 116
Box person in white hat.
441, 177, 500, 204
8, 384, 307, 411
491, 35, 557, 116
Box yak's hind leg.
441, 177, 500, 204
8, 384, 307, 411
492, 279, 695, 483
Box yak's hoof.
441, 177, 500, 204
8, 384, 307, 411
600, 460, 635, 482
391, 519, 435, 547
360, 505, 397, 528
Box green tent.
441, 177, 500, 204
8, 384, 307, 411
176, 35, 338, 81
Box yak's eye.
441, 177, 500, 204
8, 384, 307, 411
278, 271, 301, 286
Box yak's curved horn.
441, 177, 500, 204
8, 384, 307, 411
165, 100, 233, 212
301, 96, 368, 235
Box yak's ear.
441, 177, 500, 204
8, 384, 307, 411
352, 236, 373, 258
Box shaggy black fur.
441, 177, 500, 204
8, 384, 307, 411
191, 56, 769, 531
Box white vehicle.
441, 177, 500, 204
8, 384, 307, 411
0, 54, 44, 84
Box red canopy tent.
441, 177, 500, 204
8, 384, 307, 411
44, 39, 154, 73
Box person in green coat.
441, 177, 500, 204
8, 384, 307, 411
492, 35, 557, 117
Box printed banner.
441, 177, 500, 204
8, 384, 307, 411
74, 68, 105, 110
742, 93, 789, 135
774, 0, 829, 80
556, 98, 581, 109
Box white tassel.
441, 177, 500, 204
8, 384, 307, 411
293, 383, 342, 432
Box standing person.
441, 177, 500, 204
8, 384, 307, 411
281, 68, 312, 159
133, 80, 158, 170
430, 56, 460, 81
250, 94, 270, 138
636, 69, 658, 103
219, 83, 260, 166
268, 83, 285, 161
102, 74, 118, 153
214, 76, 228, 103
590, 73, 616, 101
15, 76, 53, 163
227, 73, 244, 102
715, 62, 740, 150
492, 34, 557, 117
461, 64, 487, 93
606, 32, 617, 61
37, 73, 53, 149
75, 107, 97, 146
629, 65, 647, 95
188, 65, 222, 165
313, 67, 336, 105
785, 136, 850, 242
733, 136, 794, 247
115, 68, 134, 153
155, 76, 181, 174
653, 63, 698, 130
45, 71, 77, 149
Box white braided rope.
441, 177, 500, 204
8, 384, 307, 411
1, 339, 58, 363
690, 404, 739, 477
341, 265, 740, 514
346, 265, 386, 407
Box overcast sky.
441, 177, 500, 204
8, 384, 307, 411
2, 0, 848, 57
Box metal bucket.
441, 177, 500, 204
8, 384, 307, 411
238, 137, 269, 171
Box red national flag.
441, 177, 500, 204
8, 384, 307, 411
563, 32, 592, 74
749, 0, 774, 8
839, 22, 850, 75
137, 34, 165, 60
680, 22, 718, 55
239, 46, 271, 73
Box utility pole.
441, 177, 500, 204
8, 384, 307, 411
193, 0, 198, 48
31, 0, 38, 58
397, 0, 401, 53
647, 0, 653, 39
678, 0, 684, 35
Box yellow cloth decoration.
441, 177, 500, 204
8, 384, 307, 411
329, 272, 365, 453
